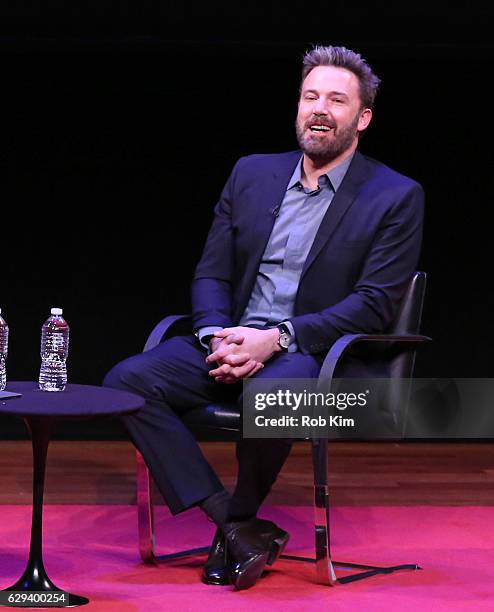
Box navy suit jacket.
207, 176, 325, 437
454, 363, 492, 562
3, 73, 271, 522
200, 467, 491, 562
192, 150, 424, 356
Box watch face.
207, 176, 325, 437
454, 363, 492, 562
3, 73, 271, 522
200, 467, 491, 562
278, 332, 290, 349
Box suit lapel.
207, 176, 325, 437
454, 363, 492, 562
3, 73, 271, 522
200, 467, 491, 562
301, 150, 371, 278
235, 152, 300, 321
248, 151, 301, 268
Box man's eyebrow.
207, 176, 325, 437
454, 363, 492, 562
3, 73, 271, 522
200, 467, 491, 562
302, 88, 349, 97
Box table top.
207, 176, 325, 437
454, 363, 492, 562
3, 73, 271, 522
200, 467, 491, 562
0, 381, 145, 417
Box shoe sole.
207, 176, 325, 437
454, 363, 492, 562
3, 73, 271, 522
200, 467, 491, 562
267, 530, 290, 566
201, 573, 231, 586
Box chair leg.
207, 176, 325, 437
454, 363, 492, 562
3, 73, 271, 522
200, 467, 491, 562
136, 450, 210, 563
312, 439, 337, 585
136, 450, 157, 563
306, 439, 421, 585
282, 439, 337, 584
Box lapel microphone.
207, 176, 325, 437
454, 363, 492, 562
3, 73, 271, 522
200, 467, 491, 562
270, 203, 282, 217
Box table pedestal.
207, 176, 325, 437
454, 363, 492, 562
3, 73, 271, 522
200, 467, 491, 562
0, 416, 88, 607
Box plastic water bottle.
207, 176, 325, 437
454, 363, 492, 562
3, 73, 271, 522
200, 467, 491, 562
39, 308, 70, 392
0, 308, 9, 391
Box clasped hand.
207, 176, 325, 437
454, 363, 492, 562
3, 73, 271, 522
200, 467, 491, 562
206, 326, 280, 384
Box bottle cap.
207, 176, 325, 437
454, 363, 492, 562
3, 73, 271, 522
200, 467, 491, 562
51, 308, 63, 315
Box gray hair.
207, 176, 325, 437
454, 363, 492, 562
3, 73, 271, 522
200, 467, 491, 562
302, 45, 381, 109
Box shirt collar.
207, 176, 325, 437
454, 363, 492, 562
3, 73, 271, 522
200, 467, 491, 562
287, 151, 355, 192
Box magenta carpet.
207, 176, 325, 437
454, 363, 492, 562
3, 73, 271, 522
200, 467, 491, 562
0, 505, 493, 611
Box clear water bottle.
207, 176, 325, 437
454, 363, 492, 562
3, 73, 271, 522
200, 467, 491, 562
0, 308, 9, 391
39, 308, 70, 392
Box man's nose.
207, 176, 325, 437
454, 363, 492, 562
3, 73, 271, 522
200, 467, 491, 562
313, 98, 329, 114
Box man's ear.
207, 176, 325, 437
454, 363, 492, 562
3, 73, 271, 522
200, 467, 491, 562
357, 108, 372, 133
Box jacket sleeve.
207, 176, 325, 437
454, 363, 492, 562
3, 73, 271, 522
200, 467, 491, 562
191, 160, 241, 331
289, 183, 425, 354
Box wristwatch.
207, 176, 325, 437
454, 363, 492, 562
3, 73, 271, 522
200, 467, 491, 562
276, 323, 292, 351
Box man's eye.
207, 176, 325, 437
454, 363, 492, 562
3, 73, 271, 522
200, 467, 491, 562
305, 96, 317, 101
333, 99, 345, 104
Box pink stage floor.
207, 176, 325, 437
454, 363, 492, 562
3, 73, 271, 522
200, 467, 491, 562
0, 505, 493, 611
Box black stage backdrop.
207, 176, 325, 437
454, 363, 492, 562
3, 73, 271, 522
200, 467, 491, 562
1, 4, 493, 436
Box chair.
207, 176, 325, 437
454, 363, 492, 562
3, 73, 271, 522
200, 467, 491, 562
136, 271, 430, 584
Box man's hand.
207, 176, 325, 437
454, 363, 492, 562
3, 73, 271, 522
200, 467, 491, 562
207, 329, 273, 384
209, 326, 281, 363
208, 332, 264, 384
206, 326, 280, 383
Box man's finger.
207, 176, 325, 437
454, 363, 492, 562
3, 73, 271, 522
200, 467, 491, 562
238, 360, 263, 378
221, 352, 251, 366
215, 361, 255, 385
214, 359, 263, 383
228, 360, 258, 379
224, 333, 244, 345
208, 363, 232, 377
246, 362, 264, 377
206, 343, 239, 363
213, 328, 236, 338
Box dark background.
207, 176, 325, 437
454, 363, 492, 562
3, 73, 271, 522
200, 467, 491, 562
1, 3, 493, 436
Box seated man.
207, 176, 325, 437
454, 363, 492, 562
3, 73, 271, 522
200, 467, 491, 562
103, 44, 424, 590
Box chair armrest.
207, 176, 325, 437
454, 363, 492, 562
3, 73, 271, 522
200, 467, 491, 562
143, 315, 192, 352
318, 333, 431, 388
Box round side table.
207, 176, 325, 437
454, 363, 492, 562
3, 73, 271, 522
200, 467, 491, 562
0, 382, 145, 608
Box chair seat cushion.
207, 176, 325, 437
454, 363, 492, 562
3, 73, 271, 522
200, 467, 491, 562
182, 402, 241, 434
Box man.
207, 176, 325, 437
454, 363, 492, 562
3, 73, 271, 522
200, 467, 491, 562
104, 45, 424, 590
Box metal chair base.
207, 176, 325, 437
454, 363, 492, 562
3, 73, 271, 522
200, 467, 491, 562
143, 545, 420, 586
281, 556, 421, 584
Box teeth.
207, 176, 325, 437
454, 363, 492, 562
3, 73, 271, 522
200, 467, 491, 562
310, 125, 331, 131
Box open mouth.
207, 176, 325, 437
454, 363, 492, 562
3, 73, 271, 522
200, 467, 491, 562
309, 124, 334, 133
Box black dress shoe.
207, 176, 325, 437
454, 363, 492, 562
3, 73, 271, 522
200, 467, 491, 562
224, 518, 290, 591
201, 528, 230, 586
202, 520, 290, 587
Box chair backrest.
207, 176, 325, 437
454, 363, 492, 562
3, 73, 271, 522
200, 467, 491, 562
389, 271, 427, 379
391, 271, 427, 335
380, 271, 427, 433
327, 272, 427, 437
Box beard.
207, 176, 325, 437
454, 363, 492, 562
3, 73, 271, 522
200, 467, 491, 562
295, 113, 360, 163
